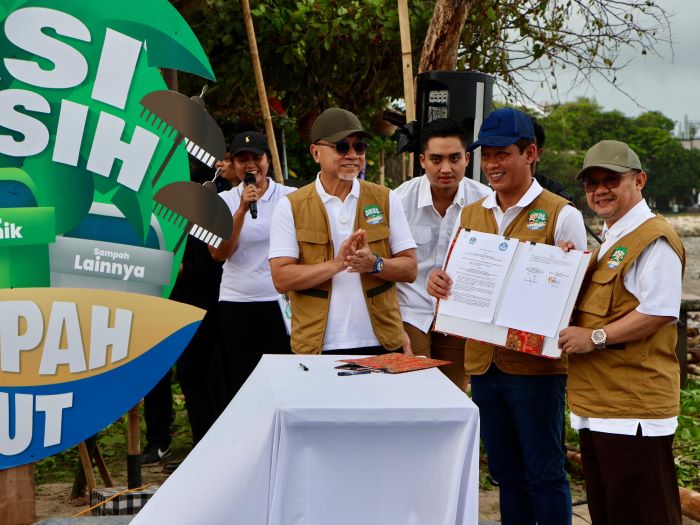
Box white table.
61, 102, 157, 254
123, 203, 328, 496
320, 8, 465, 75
132, 355, 481, 525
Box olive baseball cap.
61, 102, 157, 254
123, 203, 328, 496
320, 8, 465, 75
311, 108, 371, 143
576, 140, 642, 179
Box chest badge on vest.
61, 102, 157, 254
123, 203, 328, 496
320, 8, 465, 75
607, 246, 627, 269
363, 205, 384, 225
526, 209, 548, 230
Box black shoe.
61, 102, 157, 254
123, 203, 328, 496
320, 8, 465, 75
140, 445, 172, 465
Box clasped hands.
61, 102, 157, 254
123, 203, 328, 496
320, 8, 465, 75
337, 229, 377, 273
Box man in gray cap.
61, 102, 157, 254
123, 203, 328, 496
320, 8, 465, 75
269, 108, 416, 355
558, 140, 685, 524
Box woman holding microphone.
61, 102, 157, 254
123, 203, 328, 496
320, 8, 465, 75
209, 131, 295, 407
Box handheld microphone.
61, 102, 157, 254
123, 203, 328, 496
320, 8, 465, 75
244, 172, 258, 219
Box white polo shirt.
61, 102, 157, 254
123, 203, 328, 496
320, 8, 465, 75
394, 175, 492, 332
219, 178, 296, 302
269, 175, 417, 351
480, 179, 588, 250
570, 199, 683, 437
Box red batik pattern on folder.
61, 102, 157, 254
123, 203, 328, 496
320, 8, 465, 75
339, 353, 451, 374
504, 329, 545, 356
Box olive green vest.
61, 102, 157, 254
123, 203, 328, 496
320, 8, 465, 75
568, 215, 685, 418
460, 189, 571, 375
287, 180, 404, 354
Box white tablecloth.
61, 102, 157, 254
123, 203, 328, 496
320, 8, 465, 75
132, 355, 481, 525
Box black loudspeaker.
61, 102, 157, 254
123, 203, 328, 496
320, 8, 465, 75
415, 71, 495, 181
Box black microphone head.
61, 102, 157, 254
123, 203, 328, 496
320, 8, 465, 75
244, 172, 256, 185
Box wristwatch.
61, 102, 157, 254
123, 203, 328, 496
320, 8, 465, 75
371, 254, 384, 274
591, 328, 608, 350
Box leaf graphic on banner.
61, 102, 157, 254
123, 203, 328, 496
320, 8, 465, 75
0, 0, 214, 250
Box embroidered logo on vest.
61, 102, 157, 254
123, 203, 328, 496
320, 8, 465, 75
607, 247, 627, 269
527, 209, 548, 230
363, 205, 384, 225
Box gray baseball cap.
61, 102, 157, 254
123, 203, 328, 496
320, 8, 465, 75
311, 108, 371, 143
576, 140, 642, 179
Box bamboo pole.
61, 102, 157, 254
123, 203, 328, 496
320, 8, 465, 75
398, 0, 415, 123
240, 0, 285, 185
379, 151, 385, 186
126, 405, 141, 489
397, 0, 415, 180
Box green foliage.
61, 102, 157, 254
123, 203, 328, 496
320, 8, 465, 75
536, 98, 700, 210
170, 0, 669, 186
676, 378, 700, 487
174, 0, 433, 130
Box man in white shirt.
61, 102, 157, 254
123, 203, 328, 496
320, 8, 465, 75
269, 108, 417, 355
395, 118, 491, 390
559, 140, 685, 524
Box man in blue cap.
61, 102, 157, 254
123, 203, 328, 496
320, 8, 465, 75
428, 108, 587, 524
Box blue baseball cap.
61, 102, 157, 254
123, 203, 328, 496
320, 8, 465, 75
467, 108, 535, 151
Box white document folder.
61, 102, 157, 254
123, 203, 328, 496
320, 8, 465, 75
434, 228, 592, 359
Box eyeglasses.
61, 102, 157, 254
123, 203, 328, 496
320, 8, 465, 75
316, 140, 369, 155
582, 172, 634, 193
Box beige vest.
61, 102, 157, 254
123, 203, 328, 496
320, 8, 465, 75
287, 180, 404, 354
568, 216, 685, 418
460, 189, 571, 375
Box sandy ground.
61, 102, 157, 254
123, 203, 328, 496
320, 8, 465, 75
33, 477, 699, 524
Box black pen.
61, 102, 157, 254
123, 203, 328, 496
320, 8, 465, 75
299, 363, 309, 371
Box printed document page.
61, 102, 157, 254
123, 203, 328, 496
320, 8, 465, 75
494, 243, 584, 337
439, 230, 519, 323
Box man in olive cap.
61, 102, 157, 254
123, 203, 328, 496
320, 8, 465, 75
559, 140, 685, 524
269, 108, 417, 355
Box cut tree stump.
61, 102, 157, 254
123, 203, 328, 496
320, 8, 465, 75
0, 464, 36, 525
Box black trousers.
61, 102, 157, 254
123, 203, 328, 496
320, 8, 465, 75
579, 427, 682, 525
143, 307, 221, 448
175, 307, 220, 445
143, 369, 172, 450
211, 300, 290, 415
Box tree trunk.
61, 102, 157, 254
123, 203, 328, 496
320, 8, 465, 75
418, 0, 474, 73
679, 487, 700, 521
0, 464, 36, 525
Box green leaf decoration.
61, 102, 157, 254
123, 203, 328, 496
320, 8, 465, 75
0, 0, 216, 296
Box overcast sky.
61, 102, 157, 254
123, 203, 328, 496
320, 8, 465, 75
509, 0, 697, 136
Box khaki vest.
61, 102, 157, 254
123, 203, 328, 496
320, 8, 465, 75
568, 216, 685, 418
460, 189, 571, 375
287, 180, 404, 354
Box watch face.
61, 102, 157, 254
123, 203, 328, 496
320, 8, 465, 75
376, 259, 384, 272
591, 329, 606, 344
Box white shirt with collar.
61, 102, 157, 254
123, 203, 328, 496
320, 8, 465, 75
269, 175, 417, 351
218, 178, 296, 302
394, 175, 492, 332
570, 199, 683, 437
478, 178, 588, 249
